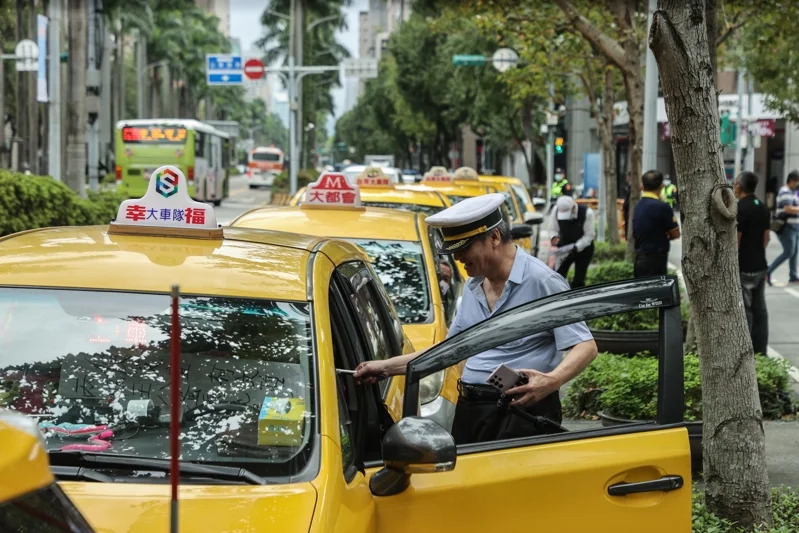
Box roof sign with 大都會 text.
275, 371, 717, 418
355, 166, 393, 188
303, 173, 362, 206
109, 165, 220, 236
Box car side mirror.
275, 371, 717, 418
532, 197, 546, 209
524, 211, 544, 226
369, 417, 456, 497
510, 223, 533, 239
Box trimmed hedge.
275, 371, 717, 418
0, 171, 125, 237
564, 352, 794, 421
591, 241, 627, 264
271, 168, 319, 193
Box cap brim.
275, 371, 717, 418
437, 235, 476, 254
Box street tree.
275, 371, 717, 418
65, 0, 88, 196
650, 1, 771, 528
552, 0, 646, 259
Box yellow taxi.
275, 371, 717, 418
231, 169, 461, 430
0, 167, 691, 532
477, 173, 545, 255
0, 410, 94, 532
289, 180, 452, 216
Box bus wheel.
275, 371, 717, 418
212, 198, 222, 206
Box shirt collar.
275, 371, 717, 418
642, 191, 660, 200
465, 246, 525, 290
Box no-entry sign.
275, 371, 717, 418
243, 58, 265, 80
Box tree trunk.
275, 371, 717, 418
650, 1, 771, 528
115, 28, 125, 121
621, 61, 643, 260
600, 67, 619, 244
66, 0, 87, 196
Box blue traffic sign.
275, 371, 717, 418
206, 54, 243, 86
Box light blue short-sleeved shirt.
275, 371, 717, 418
448, 246, 593, 384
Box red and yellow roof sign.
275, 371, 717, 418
355, 166, 393, 188
303, 172, 362, 206
422, 166, 453, 183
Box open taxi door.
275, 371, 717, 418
369, 277, 691, 532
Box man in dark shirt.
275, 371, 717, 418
735, 171, 770, 354
632, 170, 681, 277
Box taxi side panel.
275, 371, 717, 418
372, 427, 691, 533
309, 250, 376, 533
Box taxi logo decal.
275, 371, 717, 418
155, 168, 179, 198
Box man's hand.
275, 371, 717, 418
354, 359, 391, 385
504, 369, 561, 407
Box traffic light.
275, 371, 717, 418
555, 136, 564, 154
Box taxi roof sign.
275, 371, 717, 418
303, 172, 362, 207
355, 166, 393, 188
109, 165, 222, 238
422, 166, 453, 184
453, 166, 479, 180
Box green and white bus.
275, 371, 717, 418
114, 119, 231, 205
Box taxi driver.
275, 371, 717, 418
355, 193, 598, 444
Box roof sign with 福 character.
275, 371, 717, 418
302, 172, 362, 207
355, 166, 393, 188
422, 166, 453, 184
108, 165, 222, 238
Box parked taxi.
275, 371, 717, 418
0, 166, 412, 531
477, 172, 544, 254
0, 410, 94, 532
0, 168, 691, 532
231, 169, 461, 430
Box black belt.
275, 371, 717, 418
457, 380, 503, 401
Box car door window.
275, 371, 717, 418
336, 262, 402, 360
428, 226, 459, 324
329, 278, 394, 465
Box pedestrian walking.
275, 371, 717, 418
354, 193, 597, 445
632, 170, 681, 277
767, 171, 799, 284
734, 172, 770, 354
551, 195, 595, 287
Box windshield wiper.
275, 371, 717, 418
51, 465, 115, 483
48, 451, 270, 485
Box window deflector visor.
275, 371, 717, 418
402, 276, 683, 425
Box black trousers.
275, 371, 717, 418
634, 251, 669, 277
451, 389, 563, 445
557, 243, 595, 288
740, 270, 769, 355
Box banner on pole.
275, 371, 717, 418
37, 14, 48, 102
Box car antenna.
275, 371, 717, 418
170, 284, 182, 533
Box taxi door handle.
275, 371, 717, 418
608, 475, 684, 496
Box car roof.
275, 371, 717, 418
0, 226, 361, 301
478, 175, 524, 185
231, 206, 424, 242
403, 183, 492, 196
360, 187, 446, 207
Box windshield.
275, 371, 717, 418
121, 125, 188, 144
362, 201, 441, 216
251, 152, 282, 162
0, 288, 314, 479
511, 184, 532, 212
351, 239, 432, 324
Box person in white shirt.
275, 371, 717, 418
550, 195, 595, 287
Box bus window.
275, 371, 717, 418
195, 132, 205, 157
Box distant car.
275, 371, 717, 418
401, 169, 421, 183
247, 146, 284, 188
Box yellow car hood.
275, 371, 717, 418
403, 323, 438, 350
61, 481, 317, 533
